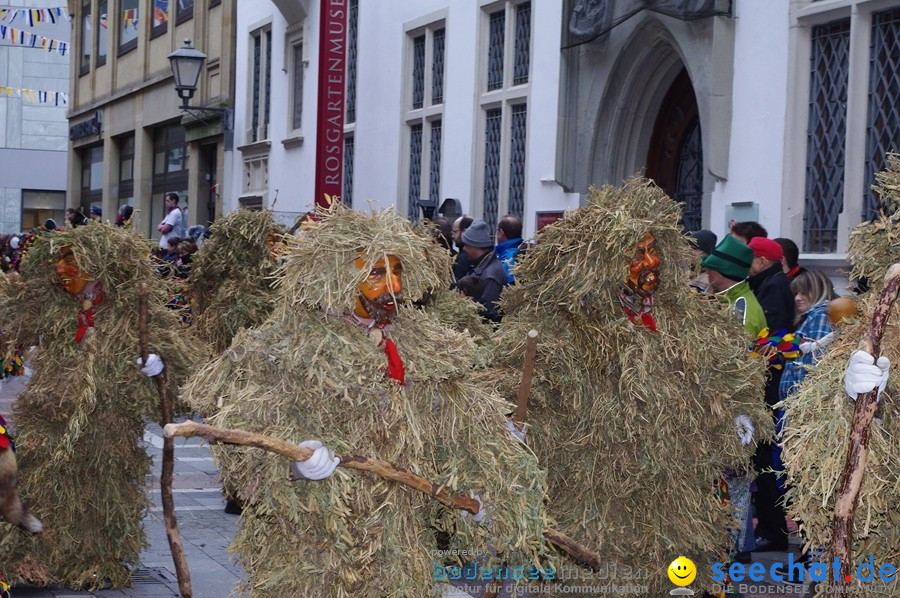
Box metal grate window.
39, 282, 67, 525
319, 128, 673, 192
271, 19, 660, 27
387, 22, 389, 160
483, 108, 503, 233
346, 0, 358, 123
513, 2, 531, 85
412, 35, 426, 109
343, 134, 354, 207
264, 31, 272, 138
432, 28, 445, 105
863, 8, 900, 220
429, 120, 443, 204
508, 104, 527, 218
803, 19, 850, 253
408, 124, 423, 221
291, 42, 303, 130
675, 118, 704, 232
487, 11, 505, 91
252, 33, 261, 141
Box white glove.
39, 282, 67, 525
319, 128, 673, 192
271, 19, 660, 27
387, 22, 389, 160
461, 492, 487, 524
136, 353, 164, 377
505, 419, 527, 443
735, 414, 754, 446
845, 351, 890, 401
799, 332, 836, 356
289, 440, 339, 481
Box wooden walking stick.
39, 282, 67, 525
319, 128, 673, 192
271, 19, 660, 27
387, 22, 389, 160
162, 420, 607, 570
829, 264, 900, 590
139, 287, 192, 598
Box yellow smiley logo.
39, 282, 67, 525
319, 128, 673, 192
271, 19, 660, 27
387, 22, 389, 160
667, 556, 696, 586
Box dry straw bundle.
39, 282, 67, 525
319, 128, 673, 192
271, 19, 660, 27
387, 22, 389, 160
182, 204, 552, 597
492, 178, 770, 595
0, 224, 204, 589
781, 156, 900, 595
188, 209, 286, 353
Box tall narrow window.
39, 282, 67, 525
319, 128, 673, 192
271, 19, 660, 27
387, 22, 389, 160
120, 0, 139, 54
407, 124, 424, 221
151, 125, 189, 238
863, 8, 900, 220
249, 27, 272, 143
80, 1, 92, 75
403, 20, 446, 221
152, 0, 168, 38
480, 2, 532, 229
118, 134, 135, 208
803, 19, 850, 253
291, 41, 304, 131
346, 0, 359, 123
81, 145, 104, 211
97, 0, 108, 66
343, 134, 355, 207
176, 0, 193, 25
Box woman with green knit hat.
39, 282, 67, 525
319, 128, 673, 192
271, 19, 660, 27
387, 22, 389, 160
702, 234, 767, 338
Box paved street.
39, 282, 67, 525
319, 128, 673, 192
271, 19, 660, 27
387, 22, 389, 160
1, 371, 815, 598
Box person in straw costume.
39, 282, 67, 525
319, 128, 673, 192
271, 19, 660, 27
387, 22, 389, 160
779, 158, 896, 597
492, 177, 771, 595
0, 224, 202, 589
182, 205, 552, 597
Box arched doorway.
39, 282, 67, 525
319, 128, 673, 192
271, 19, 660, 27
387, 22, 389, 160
645, 68, 703, 231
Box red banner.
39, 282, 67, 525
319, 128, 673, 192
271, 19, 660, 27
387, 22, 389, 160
314, 0, 348, 208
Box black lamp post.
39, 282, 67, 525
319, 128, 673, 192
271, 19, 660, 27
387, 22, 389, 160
167, 39, 232, 131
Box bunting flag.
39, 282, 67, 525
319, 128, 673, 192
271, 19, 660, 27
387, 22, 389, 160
0, 85, 68, 106
0, 6, 70, 25
0, 25, 68, 55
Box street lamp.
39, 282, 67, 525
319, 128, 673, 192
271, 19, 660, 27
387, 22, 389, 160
167, 39, 232, 131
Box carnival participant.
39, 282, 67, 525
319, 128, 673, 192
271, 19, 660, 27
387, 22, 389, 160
493, 178, 770, 596
181, 205, 551, 597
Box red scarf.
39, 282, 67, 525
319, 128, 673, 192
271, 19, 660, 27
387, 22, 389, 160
75, 285, 104, 343
618, 288, 658, 332
380, 337, 406, 386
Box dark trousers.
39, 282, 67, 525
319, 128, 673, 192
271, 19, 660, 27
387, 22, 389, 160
753, 441, 787, 544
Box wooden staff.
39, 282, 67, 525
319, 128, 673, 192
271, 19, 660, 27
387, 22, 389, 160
829, 263, 900, 589
512, 329, 539, 428
139, 287, 192, 598
163, 420, 480, 513
162, 420, 606, 569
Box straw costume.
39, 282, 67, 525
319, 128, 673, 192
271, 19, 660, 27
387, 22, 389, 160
780, 156, 899, 595
0, 225, 202, 589
182, 205, 550, 598
492, 178, 770, 595
188, 209, 287, 353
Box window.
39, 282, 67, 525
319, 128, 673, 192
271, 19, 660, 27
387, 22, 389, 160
289, 38, 304, 132
151, 125, 188, 238
478, 1, 531, 232
97, 0, 108, 66
80, 145, 104, 210
152, 0, 168, 38
249, 27, 272, 143
80, 0, 92, 75
343, 134, 354, 207
118, 134, 135, 207
119, 0, 139, 54
403, 20, 446, 221
346, 0, 359, 123
22, 191, 66, 231
176, 0, 193, 25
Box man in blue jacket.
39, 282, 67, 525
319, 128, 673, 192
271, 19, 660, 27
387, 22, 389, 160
496, 214, 524, 284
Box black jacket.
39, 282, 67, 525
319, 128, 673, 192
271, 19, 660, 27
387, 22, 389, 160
748, 263, 795, 333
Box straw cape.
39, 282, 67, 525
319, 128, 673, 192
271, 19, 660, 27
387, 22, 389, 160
492, 178, 770, 595
0, 224, 204, 589
188, 209, 287, 353
780, 155, 900, 594
182, 205, 552, 597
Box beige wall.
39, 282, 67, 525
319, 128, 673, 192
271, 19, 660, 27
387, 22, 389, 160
67, 0, 235, 235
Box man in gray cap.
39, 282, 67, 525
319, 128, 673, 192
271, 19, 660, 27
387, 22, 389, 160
461, 218, 508, 321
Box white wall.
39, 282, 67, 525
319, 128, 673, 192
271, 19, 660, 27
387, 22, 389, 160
232, 0, 575, 238
710, 0, 791, 240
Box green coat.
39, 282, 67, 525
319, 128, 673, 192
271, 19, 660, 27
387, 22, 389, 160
717, 279, 767, 338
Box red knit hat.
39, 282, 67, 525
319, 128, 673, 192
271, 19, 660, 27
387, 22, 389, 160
748, 237, 783, 261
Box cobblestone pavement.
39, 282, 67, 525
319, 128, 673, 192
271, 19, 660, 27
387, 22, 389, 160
2, 372, 816, 598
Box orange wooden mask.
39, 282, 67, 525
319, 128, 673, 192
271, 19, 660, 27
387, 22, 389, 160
56, 247, 90, 295
626, 232, 661, 298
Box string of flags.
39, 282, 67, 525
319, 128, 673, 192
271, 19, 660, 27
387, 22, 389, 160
0, 25, 68, 55
0, 85, 68, 106
0, 6, 69, 26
